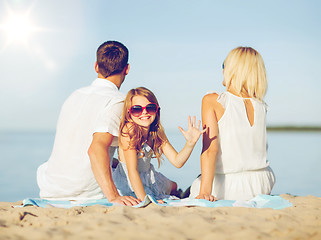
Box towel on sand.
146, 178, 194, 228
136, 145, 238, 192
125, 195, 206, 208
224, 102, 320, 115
22, 194, 292, 209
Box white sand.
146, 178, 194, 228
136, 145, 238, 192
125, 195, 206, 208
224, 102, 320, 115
1, 194, 321, 240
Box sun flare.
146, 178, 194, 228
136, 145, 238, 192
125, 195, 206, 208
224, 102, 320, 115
0, 11, 38, 45
5, 15, 32, 41
0, 4, 55, 70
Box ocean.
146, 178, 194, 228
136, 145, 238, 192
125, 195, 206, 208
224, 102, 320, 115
0, 130, 320, 202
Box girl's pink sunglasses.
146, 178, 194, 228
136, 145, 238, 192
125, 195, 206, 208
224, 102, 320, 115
129, 103, 159, 117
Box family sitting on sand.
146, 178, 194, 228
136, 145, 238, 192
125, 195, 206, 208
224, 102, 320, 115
37, 41, 275, 206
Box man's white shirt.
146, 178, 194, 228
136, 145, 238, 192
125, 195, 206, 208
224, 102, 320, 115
37, 78, 125, 200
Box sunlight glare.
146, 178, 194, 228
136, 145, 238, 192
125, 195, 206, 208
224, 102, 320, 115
0, 12, 36, 43
0, 4, 56, 70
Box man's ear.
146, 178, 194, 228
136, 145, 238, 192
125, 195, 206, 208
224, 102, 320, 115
95, 61, 99, 73
124, 64, 130, 75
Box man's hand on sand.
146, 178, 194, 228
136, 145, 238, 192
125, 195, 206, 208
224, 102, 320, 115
111, 196, 141, 206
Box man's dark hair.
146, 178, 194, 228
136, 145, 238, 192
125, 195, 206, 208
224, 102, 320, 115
96, 41, 129, 78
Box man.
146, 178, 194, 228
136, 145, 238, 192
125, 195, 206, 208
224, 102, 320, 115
37, 41, 139, 206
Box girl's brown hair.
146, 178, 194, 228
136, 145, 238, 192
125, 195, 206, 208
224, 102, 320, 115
119, 87, 168, 166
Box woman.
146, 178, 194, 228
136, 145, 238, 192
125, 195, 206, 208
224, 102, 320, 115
190, 47, 275, 201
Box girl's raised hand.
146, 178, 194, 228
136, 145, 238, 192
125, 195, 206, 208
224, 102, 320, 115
178, 116, 206, 146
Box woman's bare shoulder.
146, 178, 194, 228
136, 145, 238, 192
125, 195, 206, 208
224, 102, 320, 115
202, 92, 226, 117
202, 92, 220, 105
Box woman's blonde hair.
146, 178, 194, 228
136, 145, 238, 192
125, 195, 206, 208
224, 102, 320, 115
119, 87, 168, 166
223, 47, 267, 101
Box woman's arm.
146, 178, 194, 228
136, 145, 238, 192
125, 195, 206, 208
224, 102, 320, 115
162, 116, 205, 168
196, 94, 220, 201
120, 133, 147, 201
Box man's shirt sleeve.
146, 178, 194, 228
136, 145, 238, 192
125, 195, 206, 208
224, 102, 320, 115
93, 99, 124, 137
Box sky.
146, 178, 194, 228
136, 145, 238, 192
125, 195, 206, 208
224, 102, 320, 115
0, 0, 320, 132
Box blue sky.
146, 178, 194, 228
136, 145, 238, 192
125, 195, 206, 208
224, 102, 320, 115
0, 0, 320, 132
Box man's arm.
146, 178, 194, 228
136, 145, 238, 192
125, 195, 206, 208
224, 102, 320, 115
88, 132, 140, 206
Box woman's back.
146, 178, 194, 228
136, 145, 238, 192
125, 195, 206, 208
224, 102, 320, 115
215, 91, 270, 173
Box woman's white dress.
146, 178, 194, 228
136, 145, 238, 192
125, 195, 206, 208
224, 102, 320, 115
112, 143, 172, 199
190, 92, 275, 201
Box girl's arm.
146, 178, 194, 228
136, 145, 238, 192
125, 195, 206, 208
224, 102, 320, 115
196, 94, 220, 201
161, 116, 205, 168
119, 132, 147, 202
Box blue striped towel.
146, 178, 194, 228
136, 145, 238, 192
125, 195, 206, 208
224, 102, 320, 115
21, 194, 292, 209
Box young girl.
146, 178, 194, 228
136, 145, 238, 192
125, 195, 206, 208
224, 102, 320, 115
112, 87, 205, 201
189, 47, 275, 201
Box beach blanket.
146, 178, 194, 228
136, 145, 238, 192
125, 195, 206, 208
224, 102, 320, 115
22, 194, 292, 209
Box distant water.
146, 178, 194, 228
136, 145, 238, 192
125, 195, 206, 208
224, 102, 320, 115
0, 131, 320, 202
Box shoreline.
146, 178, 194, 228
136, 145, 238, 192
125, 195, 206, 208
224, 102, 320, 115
267, 126, 321, 132
1, 125, 321, 134
1, 194, 321, 239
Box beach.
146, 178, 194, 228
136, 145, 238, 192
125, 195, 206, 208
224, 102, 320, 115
0, 194, 320, 240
